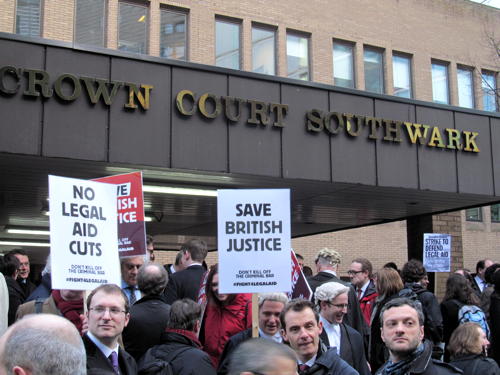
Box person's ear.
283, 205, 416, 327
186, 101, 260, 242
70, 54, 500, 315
13, 366, 30, 375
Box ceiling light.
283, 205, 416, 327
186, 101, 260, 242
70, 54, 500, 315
144, 216, 153, 222
0, 241, 49, 247
142, 185, 217, 197
6, 228, 50, 236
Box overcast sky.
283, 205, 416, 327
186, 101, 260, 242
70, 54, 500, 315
470, 0, 500, 8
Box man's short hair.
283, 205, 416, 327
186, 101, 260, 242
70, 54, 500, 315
174, 250, 183, 266
352, 257, 373, 277
401, 259, 427, 283
228, 338, 297, 375
1, 314, 86, 375
280, 299, 318, 330
5, 249, 28, 257
314, 282, 349, 306
379, 297, 424, 326
314, 248, 341, 267
2, 254, 20, 277
137, 263, 168, 295
180, 239, 207, 262
168, 299, 201, 331
86, 284, 130, 313
258, 292, 288, 308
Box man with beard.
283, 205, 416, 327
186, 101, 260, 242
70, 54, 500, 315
376, 297, 460, 375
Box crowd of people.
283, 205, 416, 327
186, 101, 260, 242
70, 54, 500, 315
0, 239, 499, 375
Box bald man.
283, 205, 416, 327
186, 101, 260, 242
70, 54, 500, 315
0, 314, 86, 375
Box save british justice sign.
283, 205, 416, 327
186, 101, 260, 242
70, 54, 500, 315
217, 189, 291, 294
49, 175, 121, 290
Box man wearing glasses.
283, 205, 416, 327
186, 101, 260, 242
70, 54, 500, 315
348, 258, 377, 327
316, 282, 370, 375
84, 284, 137, 375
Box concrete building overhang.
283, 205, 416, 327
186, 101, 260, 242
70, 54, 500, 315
1, 33, 499, 258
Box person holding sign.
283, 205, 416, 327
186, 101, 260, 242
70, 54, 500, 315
201, 264, 252, 368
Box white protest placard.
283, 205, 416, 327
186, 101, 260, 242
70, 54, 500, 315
49, 175, 121, 290
218, 189, 291, 294
423, 233, 451, 272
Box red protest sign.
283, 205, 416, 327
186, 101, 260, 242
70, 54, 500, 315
94, 172, 146, 257
289, 250, 312, 300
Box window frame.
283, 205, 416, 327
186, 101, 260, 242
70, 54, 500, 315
392, 52, 413, 99
457, 65, 475, 109
465, 207, 483, 222
286, 29, 311, 81
159, 5, 188, 61
332, 39, 355, 89
74, 0, 107, 47
482, 70, 498, 112
491, 204, 500, 223
15, 0, 42, 37
117, 0, 149, 55
431, 60, 450, 105
363, 46, 385, 94
251, 23, 277, 76
215, 16, 242, 70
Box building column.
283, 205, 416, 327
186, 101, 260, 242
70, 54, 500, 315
407, 211, 463, 299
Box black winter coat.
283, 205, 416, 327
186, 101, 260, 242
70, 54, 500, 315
450, 354, 500, 375
138, 331, 216, 375
491, 291, 500, 365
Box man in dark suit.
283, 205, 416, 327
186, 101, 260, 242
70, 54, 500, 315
472, 258, 494, 296
123, 263, 171, 362
84, 284, 137, 375
307, 248, 368, 343
164, 239, 208, 304
316, 281, 371, 375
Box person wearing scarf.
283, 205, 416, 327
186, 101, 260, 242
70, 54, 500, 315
375, 297, 460, 375
16, 289, 84, 334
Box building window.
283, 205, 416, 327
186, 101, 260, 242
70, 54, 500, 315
287, 32, 310, 81
160, 8, 187, 60
118, 2, 148, 54
74, 0, 106, 47
333, 41, 355, 88
252, 25, 275, 75
482, 71, 498, 112
392, 54, 412, 98
431, 61, 449, 104
457, 67, 474, 109
364, 47, 384, 94
465, 207, 482, 222
15, 0, 41, 37
491, 205, 500, 222
215, 18, 240, 69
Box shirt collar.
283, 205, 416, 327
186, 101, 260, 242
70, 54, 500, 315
360, 279, 370, 294
319, 315, 339, 330
258, 328, 283, 343
322, 269, 337, 277
87, 331, 120, 356
299, 354, 317, 367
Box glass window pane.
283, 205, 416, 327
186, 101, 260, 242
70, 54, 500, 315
118, 2, 148, 54
457, 68, 474, 108
466, 207, 482, 222
393, 55, 412, 98
364, 48, 384, 94
333, 42, 354, 88
160, 10, 187, 60
287, 34, 309, 81
482, 72, 497, 112
252, 27, 275, 75
215, 20, 240, 69
75, 0, 106, 47
16, 0, 41, 37
432, 62, 449, 104
491, 205, 500, 222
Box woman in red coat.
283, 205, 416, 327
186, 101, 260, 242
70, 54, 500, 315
201, 264, 252, 368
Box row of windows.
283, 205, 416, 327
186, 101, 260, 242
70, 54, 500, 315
466, 206, 500, 223
14, 0, 499, 112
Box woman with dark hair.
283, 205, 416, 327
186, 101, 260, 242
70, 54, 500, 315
200, 264, 251, 368
491, 271, 500, 365
448, 322, 500, 374
440, 273, 481, 360
369, 267, 404, 373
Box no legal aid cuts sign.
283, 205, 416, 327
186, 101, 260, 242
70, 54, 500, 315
94, 172, 146, 257
218, 189, 291, 294
49, 175, 121, 290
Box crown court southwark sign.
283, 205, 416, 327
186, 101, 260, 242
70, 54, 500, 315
0, 65, 480, 153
